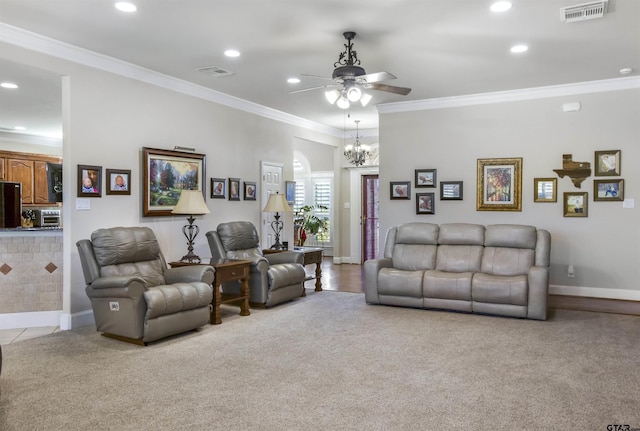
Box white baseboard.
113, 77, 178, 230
0, 311, 62, 330
332, 256, 360, 264
60, 309, 95, 330
549, 285, 640, 301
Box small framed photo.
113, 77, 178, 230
244, 181, 257, 200
105, 169, 131, 195
564, 192, 588, 217
285, 181, 296, 205
228, 178, 241, 201
416, 193, 435, 214
415, 169, 437, 188
533, 178, 557, 202
440, 181, 463, 200
390, 181, 411, 200
210, 178, 226, 199
594, 179, 624, 201
77, 164, 102, 197
594, 150, 621, 176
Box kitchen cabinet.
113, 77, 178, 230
0, 151, 62, 206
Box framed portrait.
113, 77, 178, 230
594, 150, 621, 176
476, 157, 522, 211
533, 178, 557, 202
564, 192, 588, 217
285, 181, 296, 205
390, 181, 411, 200
440, 181, 463, 200
210, 178, 226, 199
244, 181, 257, 200
105, 169, 131, 196
415, 169, 437, 188
77, 164, 102, 197
416, 193, 435, 214
594, 179, 624, 201
228, 178, 241, 201
143, 147, 206, 216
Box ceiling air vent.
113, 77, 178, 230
560, 0, 608, 23
197, 66, 234, 77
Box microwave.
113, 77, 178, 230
33, 209, 61, 227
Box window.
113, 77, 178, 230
313, 179, 331, 243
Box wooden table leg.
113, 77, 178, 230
239, 273, 250, 317
314, 260, 322, 291
212, 281, 222, 325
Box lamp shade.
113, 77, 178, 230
263, 193, 292, 213
172, 190, 210, 215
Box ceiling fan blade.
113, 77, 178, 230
358, 71, 397, 83
289, 84, 338, 94
369, 83, 412, 96
300, 73, 335, 81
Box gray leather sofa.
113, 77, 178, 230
364, 223, 551, 320
77, 227, 214, 344
206, 221, 306, 308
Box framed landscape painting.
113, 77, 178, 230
143, 147, 206, 216
476, 157, 522, 211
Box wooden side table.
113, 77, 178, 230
169, 259, 251, 325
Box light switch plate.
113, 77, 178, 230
623, 198, 634, 209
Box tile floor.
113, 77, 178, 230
0, 326, 60, 345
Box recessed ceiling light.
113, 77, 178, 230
287, 78, 301, 84
224, 49, 240, 58
1, 82, 18, 89
490, 1, 512, 12
510, 44, 528, 53
115, 2, 137, 12
619, 67, 633, 75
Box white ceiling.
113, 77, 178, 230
0, 0, 638, 138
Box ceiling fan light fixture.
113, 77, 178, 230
336, 95, 350, 109
346, 86, 362, 102
360, 93, 372, 107
325, 89, 340, 104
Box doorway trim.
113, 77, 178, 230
347, 166, 379, 264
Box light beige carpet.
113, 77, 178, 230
1, 291, 639, 431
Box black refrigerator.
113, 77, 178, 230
0, 181, 22, 228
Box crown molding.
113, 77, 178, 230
378, 76, 640, 114
0, 130, 62, 147
0, 23, 343, 138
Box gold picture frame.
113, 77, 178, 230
476, 157, 522, 211
593, 179, 624, 201
563, 192, 588, 217
533, 177, 557, 202
594, 150, 621, 176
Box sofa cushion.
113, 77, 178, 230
472, 273, 528, 306
481, 247, 534, 276
379, 268, 424, 298
423, 270, 472, 301
484, 224, 537, 249
396, 222, 439, 244
392, 244, 437, 271
435, 245, 483, 273
438, 223, 484, 245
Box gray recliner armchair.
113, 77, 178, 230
76, 226, 214, 345
206, 221, 306, 308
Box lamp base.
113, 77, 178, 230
180, 252, 202, 264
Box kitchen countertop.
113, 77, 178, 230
0, 227, 63, 236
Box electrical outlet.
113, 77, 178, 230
109, 301, 120, 311
568, 265, 575, 278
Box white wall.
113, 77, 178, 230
2, 42, 341, 328
379, 88, 640, 298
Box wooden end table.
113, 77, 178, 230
170, 259, 251, 325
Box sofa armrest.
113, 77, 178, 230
265, 251, 304, 265
86, 276, 146, 300
527, 266, 549, 320
165, 265, 215, 285
364, 258, 393, 304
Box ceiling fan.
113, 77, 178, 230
291, 31, 412, 109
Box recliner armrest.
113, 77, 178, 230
86, 276, 147, 300
90, 275, 146, 289
165, 265, 215, 285
265, 251, 304, 265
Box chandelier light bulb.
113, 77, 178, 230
346, 86, 362, 102
325, 89, 340, 104
336, 95, 350, 109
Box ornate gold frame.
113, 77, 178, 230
476, 157, 522, 211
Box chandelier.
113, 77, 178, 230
344, 120, 370, 166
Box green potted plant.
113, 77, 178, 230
294, 205, 328, 246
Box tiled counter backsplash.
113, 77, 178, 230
0, 234, 63, 313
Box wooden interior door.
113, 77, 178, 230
361, 174, 379, 263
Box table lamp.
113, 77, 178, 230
172, 190, 210, 263
263, 192, 292, 250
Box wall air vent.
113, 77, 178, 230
196, 66, 234, 77
560, 0, 608, 23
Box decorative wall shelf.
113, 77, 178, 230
553, 154, 591, 188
